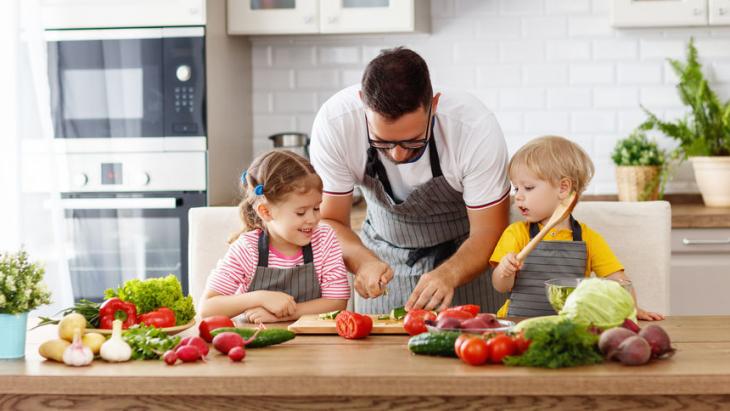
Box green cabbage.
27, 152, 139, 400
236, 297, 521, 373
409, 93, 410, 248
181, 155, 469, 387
559, 278, 636, 329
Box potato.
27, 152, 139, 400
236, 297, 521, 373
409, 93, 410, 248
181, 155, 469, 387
82, 333, 107, 355
39, 339, 71, 362
58, 313, 87, 342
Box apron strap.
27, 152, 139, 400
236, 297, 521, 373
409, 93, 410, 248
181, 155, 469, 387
528, 215, 583, 241
257, 230, 314, 267
405, 238, 459, 268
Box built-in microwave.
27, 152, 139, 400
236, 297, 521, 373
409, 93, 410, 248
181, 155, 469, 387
45, 27, 205, 146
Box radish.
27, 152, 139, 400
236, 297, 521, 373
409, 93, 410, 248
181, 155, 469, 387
175, 345, 202, 363
639, 325, 676, 359
178, 336, 209, 357
599, 327, 636, 356
163, 350, 178, 366
213, 332, 244, 355
228, 346, 246, 362
608, 336, 652, 366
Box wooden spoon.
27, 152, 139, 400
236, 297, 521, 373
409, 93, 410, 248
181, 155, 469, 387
516, 191, 579, 263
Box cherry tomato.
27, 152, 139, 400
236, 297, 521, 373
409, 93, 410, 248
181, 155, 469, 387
403, 309, 437, 336
436, 309, 474, 323
450, 304, 480, 316
511, 332, 531, 355
487, 334, 517, 364
454, 334, 474, 360
459, 337, 489, 366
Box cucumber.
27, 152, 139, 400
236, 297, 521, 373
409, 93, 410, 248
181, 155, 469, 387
407, 331, 459, 357
390, 306, 407, 320
211, 327, 295, 348
318, 310, 342, 320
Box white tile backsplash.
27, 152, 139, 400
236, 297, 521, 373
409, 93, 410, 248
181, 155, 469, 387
249, 0, 730, 194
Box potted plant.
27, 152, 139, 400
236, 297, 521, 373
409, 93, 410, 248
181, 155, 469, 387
639, 38, 730, 207
612, 131, 666, 201
0, 249, 51, 359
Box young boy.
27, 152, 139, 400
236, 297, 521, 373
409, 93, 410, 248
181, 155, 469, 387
490, 136, 663, 321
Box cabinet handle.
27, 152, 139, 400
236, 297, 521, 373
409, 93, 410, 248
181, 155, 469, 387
682, 238, 730, 245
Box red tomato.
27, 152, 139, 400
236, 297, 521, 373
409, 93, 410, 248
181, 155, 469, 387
460, 337, 489, 366
198, 315, 235, 343
403, 309, 437, 336
454, 334, 474, 360
450, 304, 480, 316
335, 311, 373, 339
511, 332, 531, 355
487, 334, 517, 364
436, 309, 474, 322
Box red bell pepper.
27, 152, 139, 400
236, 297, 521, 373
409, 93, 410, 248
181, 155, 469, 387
335, 311, 373, 339
138, 307, 176, 328
99, 297, 138, 329
450, 304, 480, 316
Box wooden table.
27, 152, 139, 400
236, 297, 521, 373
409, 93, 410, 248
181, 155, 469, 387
2, 317, 730, 410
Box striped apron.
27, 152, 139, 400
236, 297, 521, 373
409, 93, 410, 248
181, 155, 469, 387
355, 121, 505, 314
507, 216, 586, 317
247, 230, 321, 303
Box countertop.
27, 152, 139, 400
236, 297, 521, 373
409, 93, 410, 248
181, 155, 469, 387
2, 317, 730, 409
350, 194, 730, 230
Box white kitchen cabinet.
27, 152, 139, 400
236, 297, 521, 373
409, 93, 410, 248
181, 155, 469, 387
227, 0, 428, 35
670, 228, 730, 315
41, 0, 206, 29
610, 0, 708, 27
709, 0, 730, 25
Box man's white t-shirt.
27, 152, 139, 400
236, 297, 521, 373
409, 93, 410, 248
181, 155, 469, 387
309, 85, 510, 209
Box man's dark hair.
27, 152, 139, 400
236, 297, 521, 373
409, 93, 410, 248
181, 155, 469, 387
361, 47, 433, 120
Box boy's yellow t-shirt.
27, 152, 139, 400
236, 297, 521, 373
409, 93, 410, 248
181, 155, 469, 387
489, 220, 624, 317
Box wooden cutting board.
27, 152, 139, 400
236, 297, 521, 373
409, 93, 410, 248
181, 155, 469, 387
288, 314, 406, 334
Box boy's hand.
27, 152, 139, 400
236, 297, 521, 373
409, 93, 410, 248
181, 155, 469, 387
257, 291, 296, 317
637, 307, 664, 321
497, 252, 522, 279
244, 307, 280, 324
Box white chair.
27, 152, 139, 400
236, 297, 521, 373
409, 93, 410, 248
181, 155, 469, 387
189, 201, 672, 315
510, 201, 672, 314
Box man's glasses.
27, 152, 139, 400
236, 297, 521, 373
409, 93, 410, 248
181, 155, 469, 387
366, 105, 433, 150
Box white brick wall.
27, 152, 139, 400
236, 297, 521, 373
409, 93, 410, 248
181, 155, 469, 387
249, 0, 730, 194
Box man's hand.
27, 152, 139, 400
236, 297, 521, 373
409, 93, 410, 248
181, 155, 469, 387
244, 307, 280, 324
405, 272, 455, 312
256, 290, 296, 317
354, 259, 394, 298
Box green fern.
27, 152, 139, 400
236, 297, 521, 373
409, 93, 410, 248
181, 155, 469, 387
640, 38, 730, 157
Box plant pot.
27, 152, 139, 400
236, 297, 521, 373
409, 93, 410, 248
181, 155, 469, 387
691, 156, 730, 207
0, 312, 29, 359
615, 166, 660, 201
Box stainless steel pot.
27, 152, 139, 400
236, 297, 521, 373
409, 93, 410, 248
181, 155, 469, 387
268, 132, 310, 158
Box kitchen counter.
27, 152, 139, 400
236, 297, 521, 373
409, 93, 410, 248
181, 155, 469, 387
350, 195, 730, 230
2, 317, 730, 409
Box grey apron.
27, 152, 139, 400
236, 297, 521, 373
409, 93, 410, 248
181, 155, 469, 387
355, 118, 505, 314
507, 216, 587, 317
247, 230, 321, 303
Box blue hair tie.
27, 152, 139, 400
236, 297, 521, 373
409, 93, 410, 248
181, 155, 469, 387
254, 184, 264, 196
240, 170, 247, 184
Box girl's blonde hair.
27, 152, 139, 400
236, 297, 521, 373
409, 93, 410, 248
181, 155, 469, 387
230, 150, 323, 243
509, 135, 594, 194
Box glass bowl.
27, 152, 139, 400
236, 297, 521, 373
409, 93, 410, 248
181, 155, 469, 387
544, 278, 580, 313
425, 319, 515, 334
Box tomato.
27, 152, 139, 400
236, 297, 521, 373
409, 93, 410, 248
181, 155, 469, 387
198, 315, 235, 343
403, 309, 437, 336
454, 334, 473, 360
436, 309, 474, 322
511, 332, 531, 355
487, 334, 517, 364
459, 337, 489, 366
450, 304, 480, 316
335, 311, 373, 339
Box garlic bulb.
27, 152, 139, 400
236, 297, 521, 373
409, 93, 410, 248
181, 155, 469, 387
63, 328, 93, 367
100, 319, 132, 362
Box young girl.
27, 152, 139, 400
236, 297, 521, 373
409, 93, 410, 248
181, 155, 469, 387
490, 136, 663, 321
199, 150, 349, 323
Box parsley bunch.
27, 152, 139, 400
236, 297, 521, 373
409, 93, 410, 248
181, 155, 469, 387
122, 324, 181, 360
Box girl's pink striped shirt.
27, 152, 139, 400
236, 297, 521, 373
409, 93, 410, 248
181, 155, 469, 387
206, 224, 350, 299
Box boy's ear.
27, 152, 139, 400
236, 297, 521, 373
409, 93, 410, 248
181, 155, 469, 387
256, 203, 273, 222
558, 177, 573, 199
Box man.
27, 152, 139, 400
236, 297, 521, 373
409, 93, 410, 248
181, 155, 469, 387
309, 47, 510, 313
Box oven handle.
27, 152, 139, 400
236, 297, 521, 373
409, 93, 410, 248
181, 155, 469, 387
56, 198, 178, 210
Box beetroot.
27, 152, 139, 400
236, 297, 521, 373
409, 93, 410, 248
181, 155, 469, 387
460, 318, 490, 331
608, 336, 652, 366
622, 318, 641, 333
639, 325, 676, 359
599, 327, 636, 356
436, 317, 461, 330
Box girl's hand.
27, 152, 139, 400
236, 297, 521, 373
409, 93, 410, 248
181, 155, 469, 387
497, 253, 522, 279
637, 307, 664, 321
259, 291, 297, 317
244, 307, 280, 324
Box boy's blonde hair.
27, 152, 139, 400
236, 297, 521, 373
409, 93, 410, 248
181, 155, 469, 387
509, 136, 594, 194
